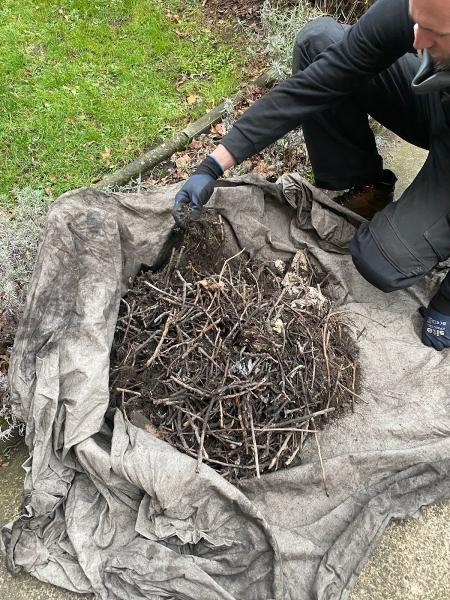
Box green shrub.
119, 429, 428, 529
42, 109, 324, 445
0, 188, 51, 437
259, 0, 324, 79
0, 188, 52, 319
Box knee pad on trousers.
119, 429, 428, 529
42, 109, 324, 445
293, 17, 346, 73
351, 223, 424, 292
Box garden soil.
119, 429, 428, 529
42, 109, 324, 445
1, 174, 450, 599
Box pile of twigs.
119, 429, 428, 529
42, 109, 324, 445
110, 219, 358, 482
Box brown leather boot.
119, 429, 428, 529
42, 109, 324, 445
334, 169, 397, 221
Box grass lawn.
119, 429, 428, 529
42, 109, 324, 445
0, 0, 246, 206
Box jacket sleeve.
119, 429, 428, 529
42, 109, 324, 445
221, 0, 415, 163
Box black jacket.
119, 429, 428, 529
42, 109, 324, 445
221, 0, 414, 162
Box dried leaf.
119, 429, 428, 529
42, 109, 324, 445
274, 260, 285, 274
166, 10, 181, 23
211, 123, 225, 136
251, 160, 275, 177
175, 153, 191, 170
186, 94, 200, 105
176, 75, 188, 90
199, 279, 225, 291
272, 318, 284, 335
189, 138, 203, 150
101, 147, 111, 163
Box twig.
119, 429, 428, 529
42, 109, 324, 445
248, 402, 260, 479
145, 312, 174, 367
337, 381, 367, 403
197, 397, 217, 473
322, 323, 331, 386
218, 248, 246, 283
314, 431, 329, 497
116, 388, 141, 396
269, 433, 293, 470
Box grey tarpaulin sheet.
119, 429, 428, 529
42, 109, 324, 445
1, 174, 450, 599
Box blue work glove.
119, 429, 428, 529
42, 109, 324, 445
419, 305, 450, 351
171, 154, 223, 227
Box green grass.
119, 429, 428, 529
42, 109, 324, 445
0, 0, 245, 204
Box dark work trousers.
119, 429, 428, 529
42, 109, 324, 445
293, 17, 450, 310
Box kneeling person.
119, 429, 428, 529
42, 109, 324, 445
172, 0, 450, 351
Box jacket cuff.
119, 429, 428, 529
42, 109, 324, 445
220, 128, 258, 164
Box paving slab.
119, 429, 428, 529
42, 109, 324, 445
351, 501, 450, 600
0, 444, 89, 599
383, 133, 428, 198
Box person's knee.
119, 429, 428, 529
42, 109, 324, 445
351, 223, 423, 292
292, 16, 344, 73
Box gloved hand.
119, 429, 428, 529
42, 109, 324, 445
171, 154, 223, 227
419, 305, 450, 351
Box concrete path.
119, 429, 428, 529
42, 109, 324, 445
0, 137, 449, 599
0, 445, 92, 599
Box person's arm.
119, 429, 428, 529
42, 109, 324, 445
171, 0, 414, 225
221, 0, 415, 163
210, 144, 236, 171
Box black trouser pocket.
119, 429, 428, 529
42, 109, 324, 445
370, 212, 430, 279
352, 222, 427, 292
423, 212, 450, 262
